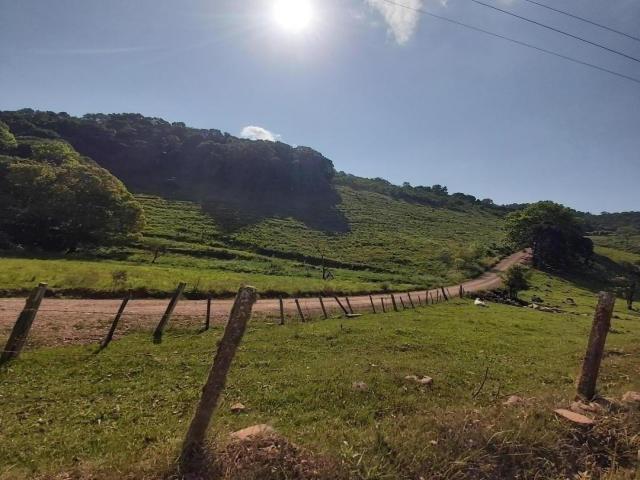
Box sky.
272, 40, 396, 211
1, 0, 639, 213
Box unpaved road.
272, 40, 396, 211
0, 250, 529, 347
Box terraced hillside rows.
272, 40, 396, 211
0, 186, 506, 297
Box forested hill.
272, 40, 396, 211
0, 110, 508, 219
0, 110, 334, 204
1, 110, 636, 227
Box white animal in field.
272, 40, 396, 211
474, 298, 488, 307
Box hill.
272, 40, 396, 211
0, 110, 512, 297
0, 109, 637, 298
583, 211, 640, 256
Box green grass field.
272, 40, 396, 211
0, 188, 505, 297
1, 270, 639, 479
592, 234, 640, 257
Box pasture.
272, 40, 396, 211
1, 270, 639, 479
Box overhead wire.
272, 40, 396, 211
380, 0, 640, 85
517, 0, 640, 44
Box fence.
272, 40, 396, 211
0, 283, 466, 359
0, 282, 618, 473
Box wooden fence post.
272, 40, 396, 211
153, 282, 186, 343
205, 294, 212, 331
319, 297, 328, 319
1, 283, 48, 365
407, 293, 415, 309
99, 291, 131, 351
399, 297, 406, 309
381, 297, 387, 313
294, 298, 306, 322
417, 295, 423, 307
278, 297, 285, 325
334, 296, 349, 316
345, 297, 354, 314
391, 294, 399, 312
441, 287, 449, 301
459, 285, 463, 298
369, 295, 377, 313
179, 286, 258, 469
430, 292, 435, 304
576, 292, 616, 400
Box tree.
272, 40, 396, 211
503, 264, 529, 299
0, 139, 144, 251
505, 201, 591, 268
619, 262, 639, 310
0, 121, 17, 152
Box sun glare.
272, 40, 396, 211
273, 0, 313, 33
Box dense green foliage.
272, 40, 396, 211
1, 270, 638, 479
506, 201, 593, 268
0, 121, 17, 150
502, 264, 529, 299
0, 110, 338, 226
0, 129, 144, 251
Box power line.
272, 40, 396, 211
518, 0, 640, 44
380, 0, 640, 86
467, 0, 640, 64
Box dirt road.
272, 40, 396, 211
0, 250, 530, 347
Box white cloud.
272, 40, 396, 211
366, 0, 424, 45
239, 125, 280, 142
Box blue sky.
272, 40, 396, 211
1, 0, 639, 213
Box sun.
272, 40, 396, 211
273, 0, 314, 33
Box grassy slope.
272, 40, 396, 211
1, 268, 639, 479
0, 188, 504, 297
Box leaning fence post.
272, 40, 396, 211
99, 291, 131, 351
380, 297, 386, 313
319, 297, 328, 319
407, 293, 416, 309
430, 292, 435, 304
334, 296, 349, 316
294, 298, 306, 322
1, 283, 48, 365
391, 294, 399, 312
278, 297, 285, 325
441, 287, 449, 301
369, 295, 377, 313
205, 294, 212, 331
153, 282, 186, 343
459, 285, 464, 298
345, 297, 354, 314
576, 292, 616, 400
179, 286, 258, 470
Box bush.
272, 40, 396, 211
503, 265, 529, 299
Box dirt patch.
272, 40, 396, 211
217, 435, 345, 480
